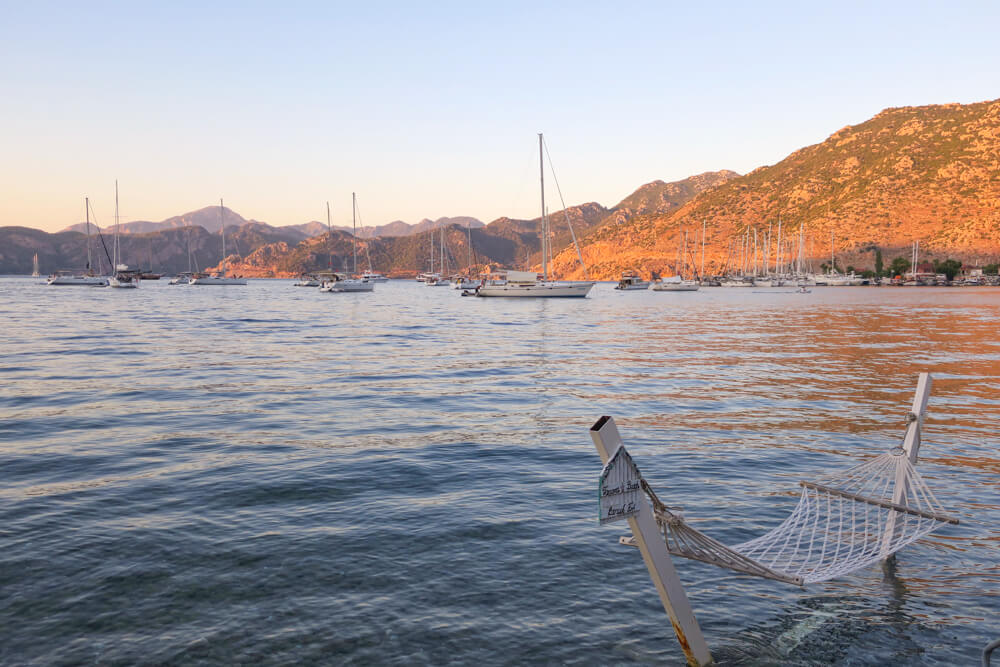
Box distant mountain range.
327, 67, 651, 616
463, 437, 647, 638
349, 216, 485, 239
61, 209, 484, 240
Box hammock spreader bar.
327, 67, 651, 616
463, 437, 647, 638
799, 480, 959, 525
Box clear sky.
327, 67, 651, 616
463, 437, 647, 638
2, 1, 998, 232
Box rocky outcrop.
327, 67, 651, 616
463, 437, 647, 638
554, 99, 1000, 279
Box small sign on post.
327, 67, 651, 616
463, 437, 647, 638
599, 445, 643, 525
591, 417, 713, 666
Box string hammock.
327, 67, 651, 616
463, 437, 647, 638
593, 375, 958, 666
633, 440, 958, 585
611, 410, 959, 586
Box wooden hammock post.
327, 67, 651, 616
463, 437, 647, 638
883, 373, 933, 559
901, 372, 932, 464
591, 416, 713, 667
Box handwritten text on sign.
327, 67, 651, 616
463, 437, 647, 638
599, 445, 643, 524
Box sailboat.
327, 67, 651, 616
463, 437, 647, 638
297, 205, 334, 286
190, 200, 247, 285
47, 198, 109, 285
651, 275, 699, 291
108, 182, 140, 288
320, 193, 374, 293
361, 270, 388, 282
294, 274, 322, 287
426, 227, 451, 286
32, 253, 40, 277
169, 226, 197, 284
361, 269, 388, 282
475, 134, 594, 298
357, 201, 388, 282
652, 231, 699, 291
140, 237, 161, 279
615, 271, 651, 290
417, 231, 440, 283
453, 221, 481, 289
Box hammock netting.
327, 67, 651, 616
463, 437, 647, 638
641, 447, 957, 586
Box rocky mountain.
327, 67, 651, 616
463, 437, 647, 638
613, 171, 741, 218
0, 227, 101, 276
275, 221, 327, 239
553, 99, 1000, 279
60, 208, 484, 242
389, 216, 484, 237
329, 216, 485, 239
61, 206, 252, 236
1, 223, 307, 277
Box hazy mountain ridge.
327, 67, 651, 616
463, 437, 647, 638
61, 210, 484, 240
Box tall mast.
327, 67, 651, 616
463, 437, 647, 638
85, 196, 93, 272
352, 192, 358, 274
220, 198, 226, 277
326, 201, 333, 271
744, 229, 749, 276
766, 221, 772, 274
776, 219, 782, 276
440, 226, 446, 275
798, 224, 805, 275
539, 133, 546, 281
830, 230, 834, 273
114, 180, 119, 268
467, 222, 472, 272
700, 220, 706, 279
682, 230, 687, 278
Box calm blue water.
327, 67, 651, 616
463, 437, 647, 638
1, 277, 997, 665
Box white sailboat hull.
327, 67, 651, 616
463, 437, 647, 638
108, 277, 138, 288
47, 275, 108, 286
189, 277, 248, 285
651, 282, 700, 292
476, 281, 594, 298
616, 282, 651, 290
320, 279, 375, 293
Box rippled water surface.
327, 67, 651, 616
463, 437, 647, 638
1, 277, 997, 665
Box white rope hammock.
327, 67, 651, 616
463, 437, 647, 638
593, 376, 956, 666
635, 445, 958, 585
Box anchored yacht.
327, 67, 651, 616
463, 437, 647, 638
476, 134, 594, 298
616, 272, 651, 290
190, 200, 247, 285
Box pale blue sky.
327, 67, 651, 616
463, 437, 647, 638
2, 1, 998, 232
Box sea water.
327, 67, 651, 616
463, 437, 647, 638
1, 277, 997, 665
